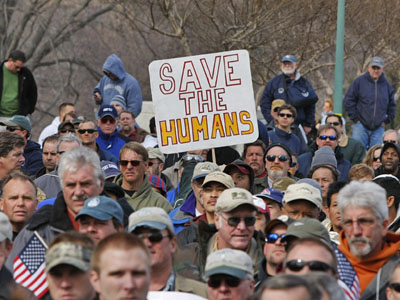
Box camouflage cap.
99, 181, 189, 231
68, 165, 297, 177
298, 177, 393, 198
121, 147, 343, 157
192, 162, 219, 180
45, 242, 93, 272
271, 176, 296, 192
0, 212, 12, 242
146, 147, 165, 163
204, 248, 253, 279
202, 171, 234, 189
128, 207, 174, 235
215, 187, 256, 213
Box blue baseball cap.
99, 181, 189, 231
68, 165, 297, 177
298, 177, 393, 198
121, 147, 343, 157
369, 56, 384, 68
75, 196, 123, 223
256, 187, 283, 206
98, 105, 118, 119
0, 115, 32, 132
282, 55, 297, 63
101, 161, 121, 180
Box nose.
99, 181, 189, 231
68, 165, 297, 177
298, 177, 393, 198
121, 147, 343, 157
351, 221, 363, 236
236, 219, 247, 230
122, 273, 137, 290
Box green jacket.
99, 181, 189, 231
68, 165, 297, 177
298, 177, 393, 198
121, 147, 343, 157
339, 133, 366, 165
114, 174, 173, 213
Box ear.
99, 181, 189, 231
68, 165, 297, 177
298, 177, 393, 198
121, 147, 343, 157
0, 198, 3, 211
381, 219, 389, 237
94, 131, 99, 138
387, 196, 395, 208
214, 213, 221, 230
170, 236, 177, 254
89, 270, 101, 294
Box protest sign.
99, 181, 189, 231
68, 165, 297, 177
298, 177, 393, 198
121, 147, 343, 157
149, 50, 258, 153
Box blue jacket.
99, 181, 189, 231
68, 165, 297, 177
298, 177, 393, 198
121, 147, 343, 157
344, 71, 395, 130
93, 54, 143, 117
169, 191, 196, 234
22, 139, 44, 176
257, 120, 269, 147
260, 72, 318, 127
96, 129, 130, 159
298, 147, 351, 181
268, 127, 304, 155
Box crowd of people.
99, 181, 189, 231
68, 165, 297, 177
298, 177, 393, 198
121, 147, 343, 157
0, 50, 399, 300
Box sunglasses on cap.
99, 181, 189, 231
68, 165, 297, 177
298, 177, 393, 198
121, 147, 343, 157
318, 135, 337, 141
278, 113, 293, 118
265, 233, 286, 244
59, 128, 75, 134
285, 259, 333, 273
120, 160, 143, 167
207, 275, 241, 288
221, 215, 256, 227
136, 232, 170, 243
266, 154, 289, 162
389, 283, 400, 293
6, 126, 22, 132
78, 129, 96, 134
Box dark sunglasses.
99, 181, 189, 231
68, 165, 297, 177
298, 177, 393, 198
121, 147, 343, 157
285, 259, 333, 273
383, 140, 397, 144
389, 282, 400, 292
265, 233, 286, 244
318, 135, 337, 141
327, 122, 340, 126
100, 117, 116, 124
60, 129, 75, 134
373, 156, 380, 162
78, 129, 96, 134
223, 216, 256, 227
120, 160, 143, 167
6, 126, 22, 132
148, 161, 159, 167
136, 232, 170, 243
208, 275, 241, 288
278, 113, 293, 118
266, 154, 289, 162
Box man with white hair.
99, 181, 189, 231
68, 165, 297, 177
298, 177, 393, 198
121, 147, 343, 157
337, 180, 400, 299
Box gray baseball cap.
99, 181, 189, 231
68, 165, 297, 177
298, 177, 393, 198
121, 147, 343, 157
0, 212, 12, 242
128, 207, 174, 235
369, 56, 384, 68
215, 187, 256, 213
204, 248, 253, 279
281, 218, 330, 245
192, 162, 219, 180
45, 242, 93, 272
147, 147, 165, 163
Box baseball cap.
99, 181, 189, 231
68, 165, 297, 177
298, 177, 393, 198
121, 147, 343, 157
215, 187, 256, 213
282, 55, 297, 63
202, 171, 234, 189
128, 207, 174, 235
192, 162, 219, 181
0, 212, 12, 242
0, 115, 32, 132
264, 214, 295, 235
252, 196, 270, 215
98, 104, 118, 119
72, 115, 86, 125
58, 120, 74, 131
381, 142, 400, 160
204, 249, 253, 279
256, 187, 283, 206
271, 99, 286, 111
272, 176, 296, 192
282, 182, 322, 209
369, 56, 384, 68
281, 218, 330, 245
45, 242, 93, 272
101, 160, 121, 180
147, 147, 165, 163
75, 196, 124, 224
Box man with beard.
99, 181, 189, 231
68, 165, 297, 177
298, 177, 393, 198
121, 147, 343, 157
118, 110, 148, 142
337, 180, 400, 298
375, 142, 400, 180
243, 140, 268, 194
264, 143, 294, 187
260, 55, 318, 135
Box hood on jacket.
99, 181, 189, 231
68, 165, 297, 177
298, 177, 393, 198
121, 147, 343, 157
102, 54, 126, 81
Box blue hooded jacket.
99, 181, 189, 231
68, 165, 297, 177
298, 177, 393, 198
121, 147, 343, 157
93, 54, 143, 117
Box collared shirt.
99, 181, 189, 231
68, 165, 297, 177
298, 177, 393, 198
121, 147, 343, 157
162, 271, 175, 291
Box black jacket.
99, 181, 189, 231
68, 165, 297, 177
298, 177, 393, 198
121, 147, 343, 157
0, 60, 37, 116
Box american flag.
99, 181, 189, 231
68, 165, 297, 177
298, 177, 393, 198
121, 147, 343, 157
13, 234, 48, 298
335, 247, 361, 300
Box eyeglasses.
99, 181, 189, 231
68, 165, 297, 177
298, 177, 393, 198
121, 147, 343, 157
100, 117, 116, 124
278, 113, 293, 118
265, 233, 286, 244
318, 135, 337, 141
266, 154, 289, 162
327, 122, 340, 126
136, 232, 170, 243
285, 259, 333, 273
182, 154, 204, 163
342, 217, 376, 229
221, 215, 256, 227
6, 126, 22, 132
59, 128, 75, 134
78, 129, 96, 134
207, 275, 241, 288
120, 160, 143, 167
384, 140, 397, 144
373, 156, 380, 162
147, 161, 159, 167
389, 283, 400, 292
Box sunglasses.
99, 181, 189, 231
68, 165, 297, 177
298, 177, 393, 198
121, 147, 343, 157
120, 160, 143, 167
285, 259, 333, 273
373, 156, 380, 162
136, 232, 170, 243
208, 275, 241, 288
389, 283, 400, 292
266, 154, 289, 162
148, 161, 159, 167
265, 233, 286, 244
182, 154, 204, 163
222, 215, 256, 227
318, 135, 337, 141
384, 140, 397, 144
59, 129, 75, 134
6, 126, 22, 132
100, 117, 116, 124
278, 113, 293, 118
78, 129, 96, 134
327, 122, 340, 126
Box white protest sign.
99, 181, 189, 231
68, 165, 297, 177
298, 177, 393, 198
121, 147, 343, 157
149, 50, 258, 154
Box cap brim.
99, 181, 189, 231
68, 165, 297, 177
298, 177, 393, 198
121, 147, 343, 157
265, 219, 287, 234
0, 121, 18, 127
255, 194, 282, 205
46, 257, 90, 272
100, 113, 116, 119
204, 266, 247, 279
129, 221, 167, 233
75, 209, 113, 221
